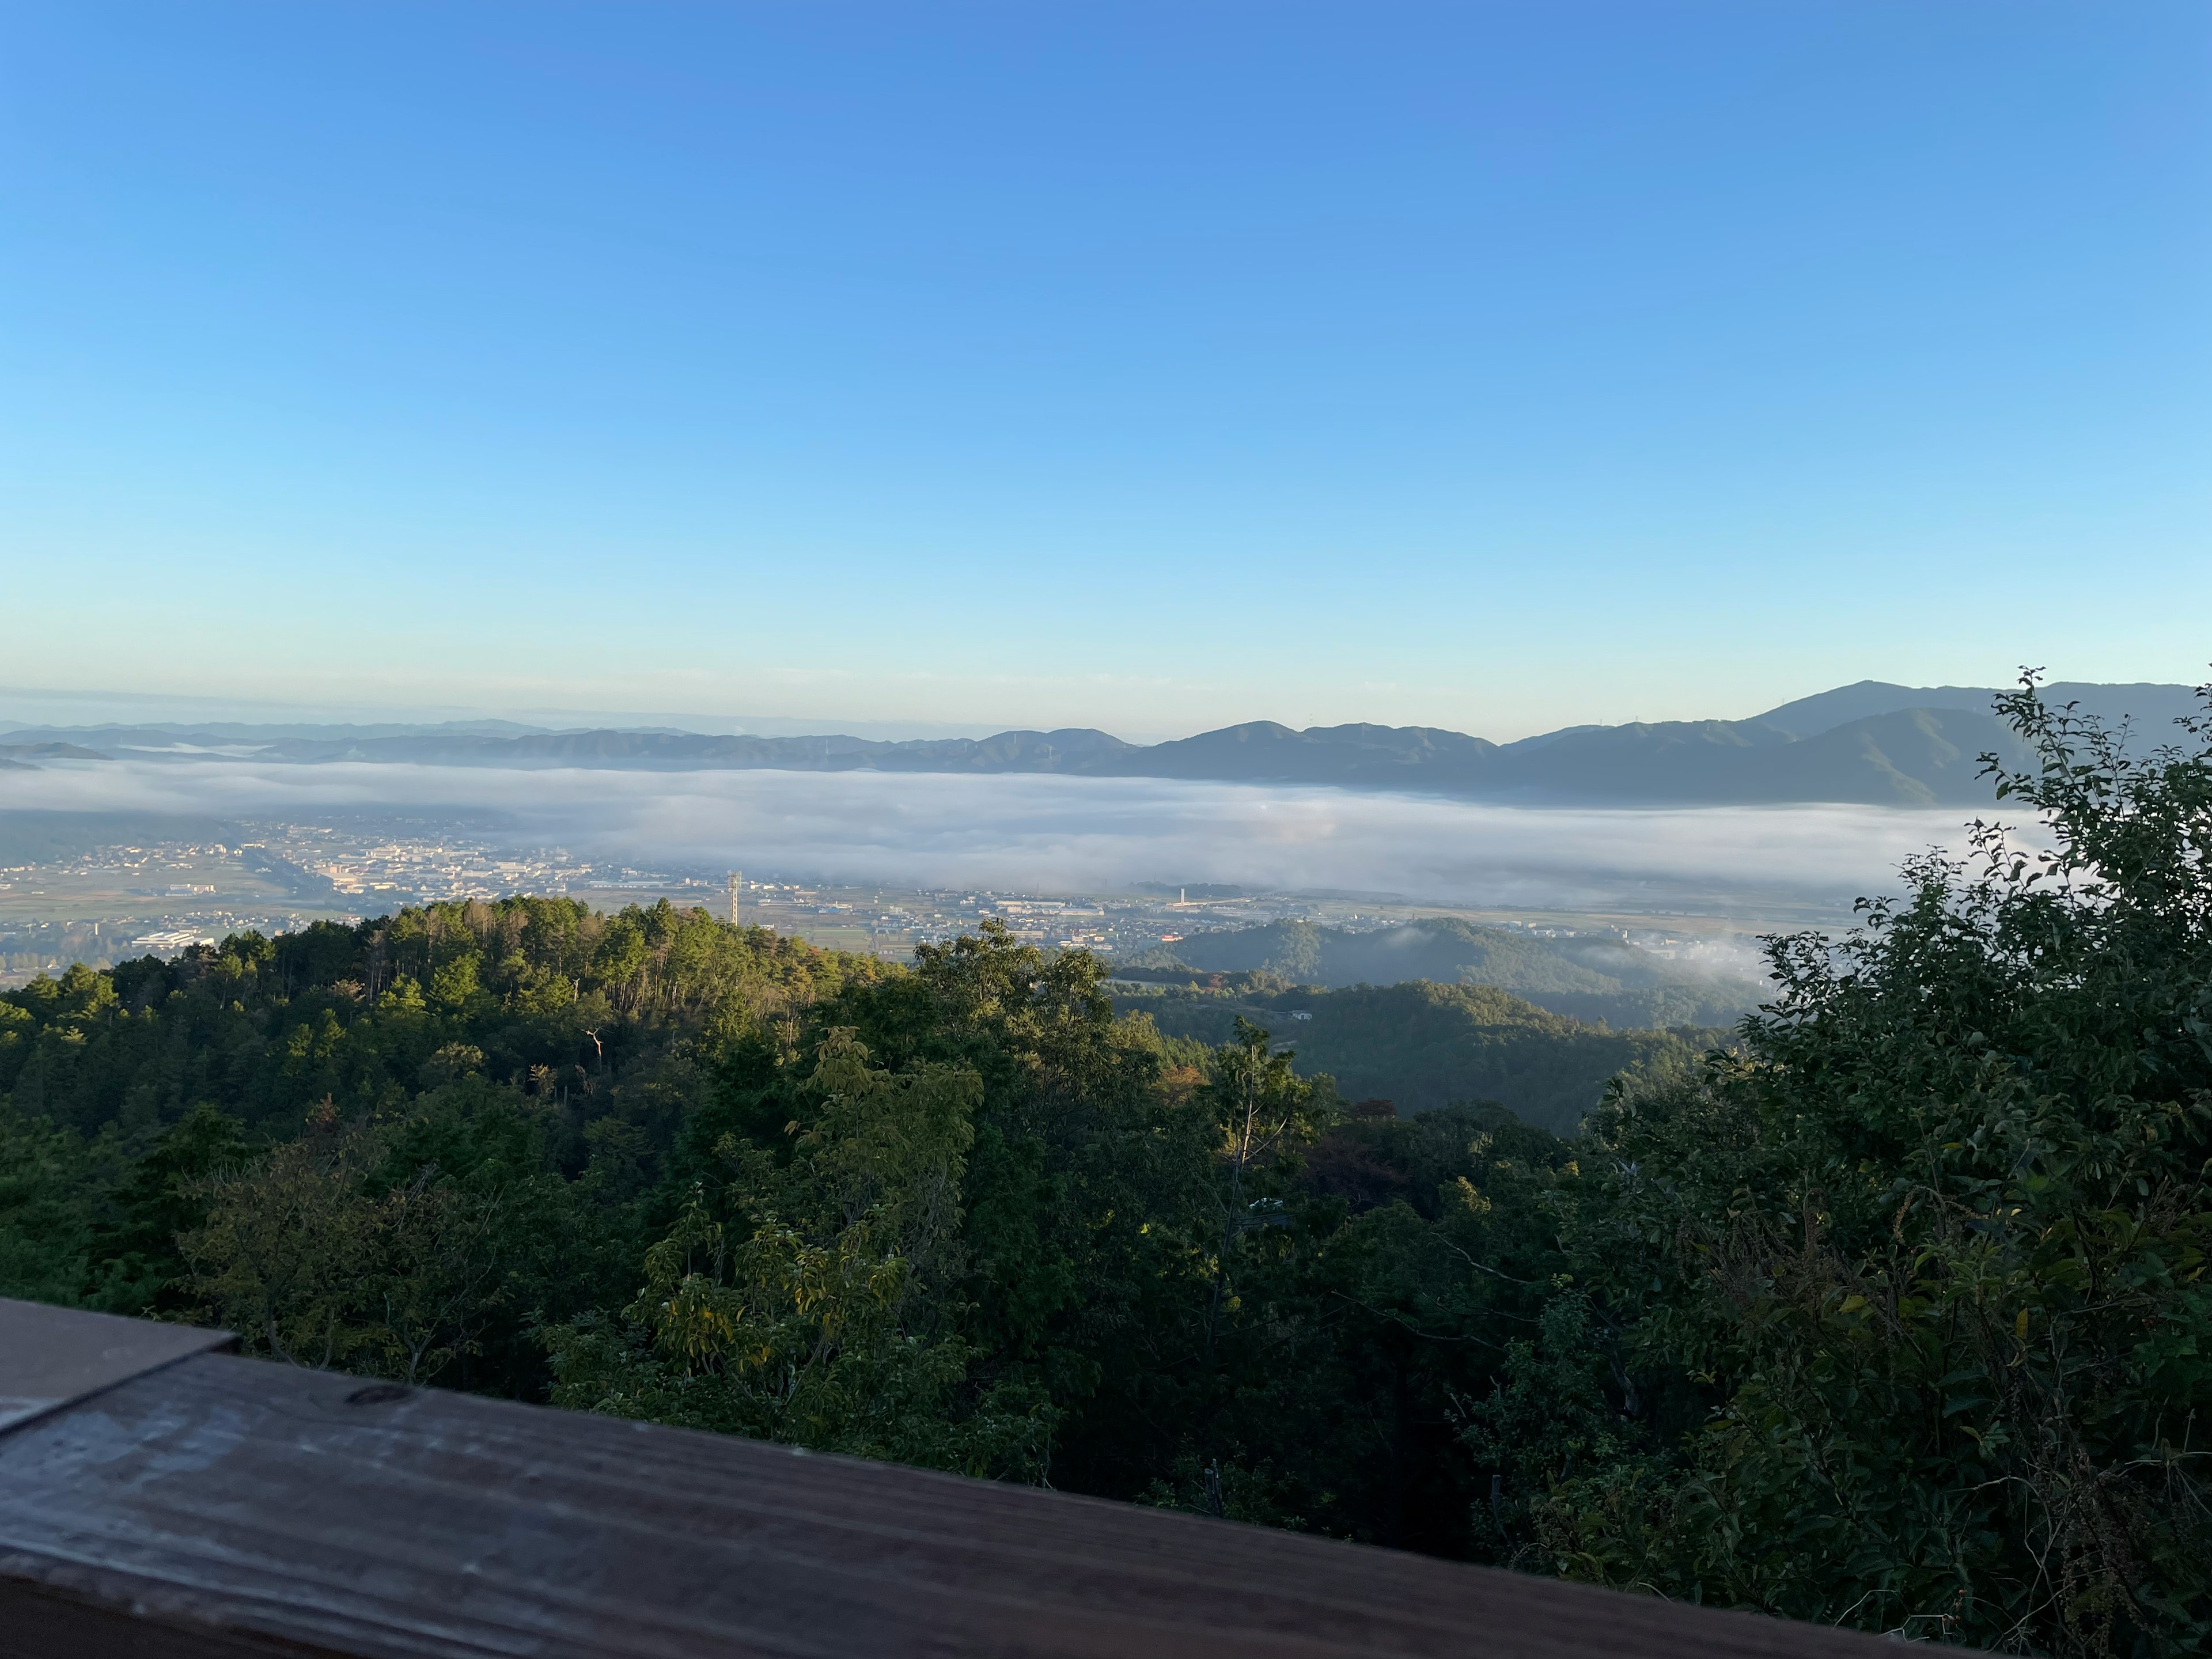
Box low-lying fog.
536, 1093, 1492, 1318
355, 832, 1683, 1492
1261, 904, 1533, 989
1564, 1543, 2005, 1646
2, 760, 2025, 919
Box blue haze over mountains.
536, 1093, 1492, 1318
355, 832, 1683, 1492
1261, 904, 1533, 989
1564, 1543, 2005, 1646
1126, 915, 1763, 1036
4, 681, 2199, 807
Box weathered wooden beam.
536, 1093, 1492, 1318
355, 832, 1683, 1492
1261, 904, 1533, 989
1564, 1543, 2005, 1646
0, 1295, 234, 1434
0, 1299, 1885, 1658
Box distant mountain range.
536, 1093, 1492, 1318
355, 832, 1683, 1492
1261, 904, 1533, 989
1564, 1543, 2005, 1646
2, 680, 2200, 807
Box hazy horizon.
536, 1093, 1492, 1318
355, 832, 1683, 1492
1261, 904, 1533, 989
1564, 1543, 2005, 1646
5, 669, 2199, 752
0, 753, 2024, 922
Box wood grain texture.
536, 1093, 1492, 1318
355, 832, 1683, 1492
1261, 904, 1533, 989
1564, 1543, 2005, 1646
0, 1351, 1887, 1658
0, 1294, 233, 1433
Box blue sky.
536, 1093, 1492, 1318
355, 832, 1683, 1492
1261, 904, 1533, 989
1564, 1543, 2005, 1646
4, 2, 2207, 740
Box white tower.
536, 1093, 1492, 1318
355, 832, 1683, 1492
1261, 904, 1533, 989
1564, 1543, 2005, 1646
727, 870, 743, 927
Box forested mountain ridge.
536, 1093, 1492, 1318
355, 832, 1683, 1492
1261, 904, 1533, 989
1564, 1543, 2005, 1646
1119, 976, 1718, 1133
231, 705, 2014, 804
9, 679, 2200, 805
1135, 916, 1764, 1031
1752, 677, 2201, 737
0, 895, 1589, 1543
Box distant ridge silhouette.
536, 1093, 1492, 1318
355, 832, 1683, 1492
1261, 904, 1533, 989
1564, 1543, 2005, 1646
4, 681, 2200, 807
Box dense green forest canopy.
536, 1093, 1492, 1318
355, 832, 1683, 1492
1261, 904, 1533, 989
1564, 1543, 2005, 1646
3, 679, 2208, 1654
1118, 975, 1718, 1134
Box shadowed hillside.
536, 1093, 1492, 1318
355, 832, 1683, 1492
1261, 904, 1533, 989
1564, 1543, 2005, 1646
1120, 976, 1721, 1134
1131, 917, 1764, 1030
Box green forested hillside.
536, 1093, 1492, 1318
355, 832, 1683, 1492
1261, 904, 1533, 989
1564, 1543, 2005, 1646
0, 899, 1574, 1551
1121, 977, 1714, 1134
1138, 916, 1762, 1030
2, 681, 2207, 1655
0, 900, 878, 1381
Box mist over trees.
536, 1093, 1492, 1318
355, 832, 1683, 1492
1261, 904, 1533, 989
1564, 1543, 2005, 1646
3, 681, 2209, 1653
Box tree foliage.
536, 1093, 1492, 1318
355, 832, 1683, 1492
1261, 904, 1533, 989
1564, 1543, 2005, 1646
1546, 680, 2212, 1653
5, 680, 2210, 1651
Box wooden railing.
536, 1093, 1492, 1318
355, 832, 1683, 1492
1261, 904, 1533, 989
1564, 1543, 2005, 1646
0, 1296, 1885, 1658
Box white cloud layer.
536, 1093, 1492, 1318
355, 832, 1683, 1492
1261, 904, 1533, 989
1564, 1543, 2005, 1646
2, 761, 2014, 915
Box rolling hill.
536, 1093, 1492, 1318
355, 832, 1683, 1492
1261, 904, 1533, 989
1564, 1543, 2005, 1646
1129, 916, 1765, 1029
6, 680, 2198, 807
1120, 976, 1721, 1134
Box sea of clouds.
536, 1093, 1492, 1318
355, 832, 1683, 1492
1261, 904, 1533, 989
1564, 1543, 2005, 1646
0, 759, 2028, 919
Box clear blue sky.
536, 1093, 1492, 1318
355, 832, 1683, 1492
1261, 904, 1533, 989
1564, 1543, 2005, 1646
4, 2, 2207, 740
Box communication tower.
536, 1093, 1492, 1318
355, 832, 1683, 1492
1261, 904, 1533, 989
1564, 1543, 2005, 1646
727, 870, 743, 927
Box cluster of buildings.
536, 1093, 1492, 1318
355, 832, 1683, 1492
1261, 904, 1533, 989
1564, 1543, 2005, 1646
9, 820, 1753, 988
259, 826, 599, 904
